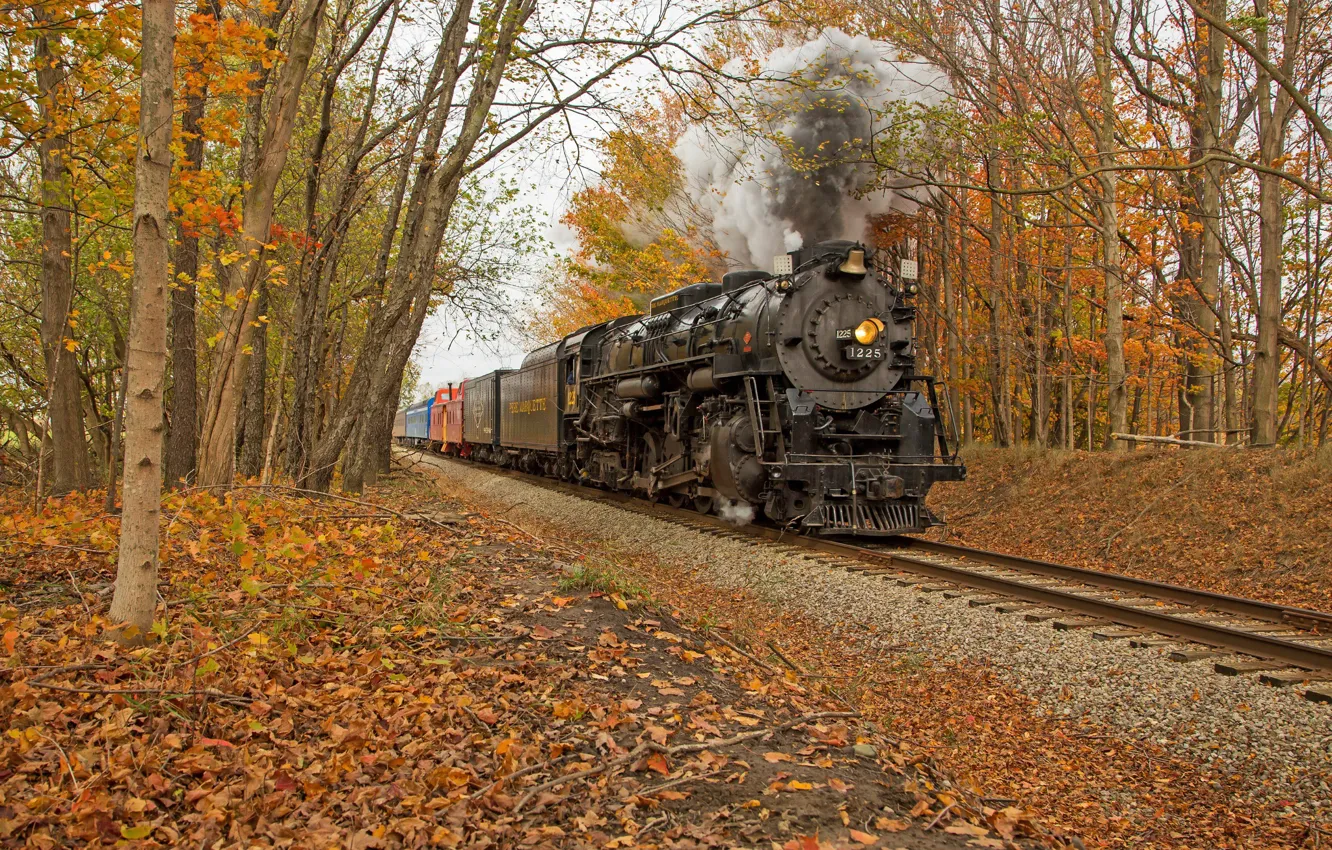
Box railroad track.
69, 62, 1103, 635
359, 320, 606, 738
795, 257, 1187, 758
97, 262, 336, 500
410, 451, 1332, 703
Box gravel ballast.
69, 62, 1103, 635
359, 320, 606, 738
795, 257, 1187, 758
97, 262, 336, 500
412, 453, 1332, 817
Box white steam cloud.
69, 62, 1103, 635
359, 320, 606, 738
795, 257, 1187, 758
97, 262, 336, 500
717, 497, 757, 527
674, 29, 950, 268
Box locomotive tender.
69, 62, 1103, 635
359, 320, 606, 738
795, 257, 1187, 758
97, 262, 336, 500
394, 240, 965, 536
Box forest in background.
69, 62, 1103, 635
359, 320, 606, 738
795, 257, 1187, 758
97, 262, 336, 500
2, 0, 1331, 514
0, 0, 762, 506
541, 0, 1332, 452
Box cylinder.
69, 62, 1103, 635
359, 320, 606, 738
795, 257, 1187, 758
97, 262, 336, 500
615, 375, 661, 399
686, 367, 717, 393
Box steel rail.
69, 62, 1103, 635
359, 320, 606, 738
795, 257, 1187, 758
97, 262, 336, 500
885, 537, 1332, 630
420, 453, 1332, 672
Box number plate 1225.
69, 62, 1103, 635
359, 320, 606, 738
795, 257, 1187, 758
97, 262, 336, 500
843, 346, 884, 360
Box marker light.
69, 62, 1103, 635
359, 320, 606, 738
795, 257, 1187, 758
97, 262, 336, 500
854, 317, 885, 345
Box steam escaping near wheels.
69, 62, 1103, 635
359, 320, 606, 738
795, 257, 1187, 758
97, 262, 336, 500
718, 497, 757, 527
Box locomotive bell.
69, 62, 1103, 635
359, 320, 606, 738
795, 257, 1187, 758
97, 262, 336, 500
837, 248, 867, 276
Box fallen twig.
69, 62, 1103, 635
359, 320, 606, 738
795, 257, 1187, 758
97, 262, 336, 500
513, 710, 857, 813
924, 801, 958, 830
635, 768, 723, 798
709, 632, 777, 674
5, 539, 111, 556
29, 666, 252, 705
468, 753, 581, 801
214, 484, 457, 530
765, 639, 805, 674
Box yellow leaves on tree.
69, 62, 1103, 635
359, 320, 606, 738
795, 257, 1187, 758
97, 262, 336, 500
532, 108, 724, 341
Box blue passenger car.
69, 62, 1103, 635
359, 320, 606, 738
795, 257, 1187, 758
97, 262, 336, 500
402, 398, 433, 446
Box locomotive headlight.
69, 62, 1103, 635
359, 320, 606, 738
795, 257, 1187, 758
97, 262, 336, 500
854, 317, 885, 345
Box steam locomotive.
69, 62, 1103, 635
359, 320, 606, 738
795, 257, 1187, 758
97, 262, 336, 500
394, 239, 965, 536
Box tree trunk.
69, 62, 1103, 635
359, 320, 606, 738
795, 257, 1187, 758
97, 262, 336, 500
110, 0, 173, 639
1092, 0, 1128, 450
1061, 205, 1074, 450
303, 0, 496, 490
1249, 0, 1298, 446
939, 205, 962, 440
985, 183, 1009, 447
238, 286, 269, 478
957, 204, 974, 445
103, 365, 128, 513
340, 290, 429, 493
1195, 0, 1225, 441
34, 11, 90, 496
165, 0, 217, 488
261, 343, 288, 484
196, 0, 327, 487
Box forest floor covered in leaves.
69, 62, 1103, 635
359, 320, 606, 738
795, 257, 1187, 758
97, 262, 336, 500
926, 445, 1332, 614
415, 450, 1329, 850
0, 473, 1053, 849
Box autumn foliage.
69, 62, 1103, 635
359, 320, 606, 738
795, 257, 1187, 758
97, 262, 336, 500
1, 469, 1056, 848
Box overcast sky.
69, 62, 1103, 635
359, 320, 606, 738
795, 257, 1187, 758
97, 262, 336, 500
400, 0, 675, 395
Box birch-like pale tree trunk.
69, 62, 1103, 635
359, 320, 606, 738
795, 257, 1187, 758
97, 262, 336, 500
110, 0, 174, 639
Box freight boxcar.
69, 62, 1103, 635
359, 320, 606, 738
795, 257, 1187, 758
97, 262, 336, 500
462, 370, 508, 462
499, 344, 560, 472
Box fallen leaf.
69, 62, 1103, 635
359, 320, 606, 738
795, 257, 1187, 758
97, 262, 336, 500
643, 752, 670, 776
945, 822, 990, 837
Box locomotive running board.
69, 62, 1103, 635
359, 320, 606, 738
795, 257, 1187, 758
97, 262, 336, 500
807, 501, 922, 536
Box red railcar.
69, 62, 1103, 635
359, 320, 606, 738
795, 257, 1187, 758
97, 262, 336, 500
441, 381, 466, 455
427, 386, 457, 449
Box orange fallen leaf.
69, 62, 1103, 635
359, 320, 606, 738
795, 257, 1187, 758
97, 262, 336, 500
643, 752, 670, 775
848, 829, 877, 845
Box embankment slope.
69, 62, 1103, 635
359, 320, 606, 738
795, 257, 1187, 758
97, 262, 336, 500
926, 445, 1332, 612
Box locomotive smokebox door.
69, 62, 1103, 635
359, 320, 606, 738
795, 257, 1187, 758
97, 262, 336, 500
775, 260, 907, 410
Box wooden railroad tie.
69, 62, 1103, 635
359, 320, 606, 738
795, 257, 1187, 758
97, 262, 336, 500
1168, 649, 1231, 663
1128, 637, 1177, 648
1093, 628, 1149, 641
1214, 660, 1291, 676
1052, 617, 1107, 630
1257, 670, 1332, 688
